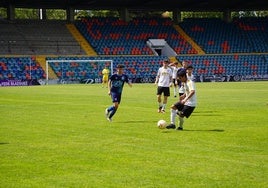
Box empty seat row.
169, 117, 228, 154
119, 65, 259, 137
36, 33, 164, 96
75, 17, 194, 55
1, 54, 267, 81
0, 57, 46, 80
177, 54, 268, 77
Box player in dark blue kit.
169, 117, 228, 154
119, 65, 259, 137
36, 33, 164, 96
105, 64, 132, 122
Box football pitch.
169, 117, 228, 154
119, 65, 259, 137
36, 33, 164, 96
0, 82, 267, 187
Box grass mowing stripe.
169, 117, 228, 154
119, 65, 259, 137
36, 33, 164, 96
0, 82, 267, 187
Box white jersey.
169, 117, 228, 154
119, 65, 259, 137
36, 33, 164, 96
171, 66, 180, 79
179, 86, 185, 94
156, 67, 172, 87
184, 79, 197, 107
187, 73, 195, 81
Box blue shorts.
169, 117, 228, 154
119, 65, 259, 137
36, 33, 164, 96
111, 92, 122, 103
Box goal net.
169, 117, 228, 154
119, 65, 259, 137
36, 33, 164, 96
45, 59, 113, 84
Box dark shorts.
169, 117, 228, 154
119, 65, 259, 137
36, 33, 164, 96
157, 86, 170, 97
173, 79, 180, 86
172, 79, 177, 85
173, 102, 195, 118
111, 92, 122, 103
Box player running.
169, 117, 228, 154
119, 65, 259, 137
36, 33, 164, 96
105, 64, 132, 122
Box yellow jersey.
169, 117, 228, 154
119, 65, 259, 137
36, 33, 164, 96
102, 68, 110, 81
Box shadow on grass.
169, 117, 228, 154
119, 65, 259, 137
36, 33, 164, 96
0, 142, 9, 145
193, 111, 222, 116
183, 129, 224, 132
161, 129, 224, 133
117, 120, 157, 124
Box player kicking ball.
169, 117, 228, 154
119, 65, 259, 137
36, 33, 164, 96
166, 69, 197, 130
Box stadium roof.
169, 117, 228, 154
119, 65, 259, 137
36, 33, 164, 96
0, 0, 268, 11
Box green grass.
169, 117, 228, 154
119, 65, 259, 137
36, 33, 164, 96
0, 82, 267, 188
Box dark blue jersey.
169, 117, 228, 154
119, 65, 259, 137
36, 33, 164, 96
177, 67, 186, 87
177, 67, 186, 76
109, 73, 129, 94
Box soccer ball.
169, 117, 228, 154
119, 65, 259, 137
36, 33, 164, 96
157, 119, 167, 129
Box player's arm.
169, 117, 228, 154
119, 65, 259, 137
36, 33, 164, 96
107, 79, 111, 95
181, 81, 195, 104
180, 93, 186, 101
127, 78, 132, 88
169, 74, 173, 87
155, 76, 159, 85
168, 62, 175, 67
181, 90, 195, 104
155, 71, 160, 85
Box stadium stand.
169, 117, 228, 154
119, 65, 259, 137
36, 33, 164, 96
0, 17, 268, 83
74, 17, 195, 55
233, 17, 268, 52
0, 56, 45, 80
0, 20, 85, 55
176, 54, 268, 81
179, 18, 255, 54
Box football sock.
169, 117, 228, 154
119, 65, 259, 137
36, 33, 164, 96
162, 104, 166, 110
109, 107, 117, 118
108, 106, 114, 112
179, 116, 184, 128
107, 106, 114, 117
170, 109, 177, 124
